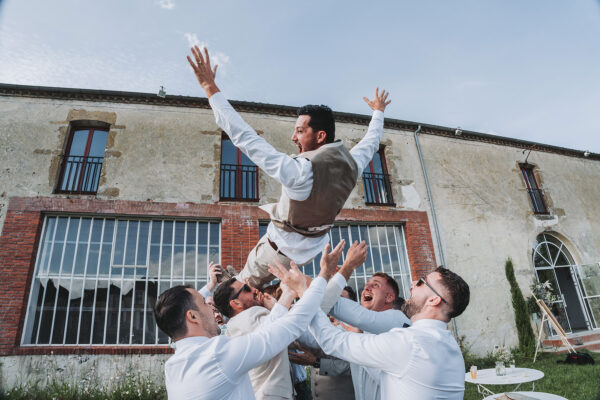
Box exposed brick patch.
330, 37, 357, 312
0, 197, 435, 355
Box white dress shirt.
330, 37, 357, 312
209, 92, 384, 264
309, 312, 465, 400
164, 277, 327, 400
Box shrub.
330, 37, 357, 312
505, 258, 536, 357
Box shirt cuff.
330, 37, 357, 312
312, 276, 327, 289
208, 91, 228, 109
331, 273, 347, 289
372, 110, 384, 120
271, 302, 288, 317
198, 285, 212, 299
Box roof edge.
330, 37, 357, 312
1, 83, 597, 161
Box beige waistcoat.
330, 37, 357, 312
261, 141, 358, 238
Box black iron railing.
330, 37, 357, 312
220, 163, 259, 201
526, 188, 549, 214
57, 155, 104, 194
362, 172, 394, 205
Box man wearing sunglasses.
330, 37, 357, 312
213, 240, 366, 400
154, 252, 339, 400
309, 267, 470, 400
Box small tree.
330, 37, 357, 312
505, 258, 536, 356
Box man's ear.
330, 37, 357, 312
185, 309, 199, 325
316, 130, 327, 144
385, 293, 395, 304
229, 299, 243, 313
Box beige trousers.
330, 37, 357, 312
238, 234, 293, 288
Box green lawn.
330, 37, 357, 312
463, 351, 600, 400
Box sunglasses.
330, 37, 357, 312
230, 283, 252, 301
416, 277, 448, 304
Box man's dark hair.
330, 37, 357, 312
342, 286, 357, 302
297, 104, 335, 144
372, 272, 400, 300
154, 285, 197, 340
213, 277, 238, 318
435, 266, 470, 319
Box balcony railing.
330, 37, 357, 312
220, 163, 259, 201
526, 188, 549, 214
57, 155, 104, 194
362, 172, 394, 206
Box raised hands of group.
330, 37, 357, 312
268, 261, 309, 297
363, 87, 391, 112
319, 240, 346, 281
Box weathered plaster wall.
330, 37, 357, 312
417, 134, 600, 354
0, 354, 168, 391
0, 96, 426, 234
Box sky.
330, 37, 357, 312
1, 0, 599, 153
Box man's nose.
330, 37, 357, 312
291, 131, 297, 141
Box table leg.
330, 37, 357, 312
477, 384, 495, 398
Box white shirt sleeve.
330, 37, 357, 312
209, 92, 313, 200
320, 272, 347, 313
217, 277, 327, 380
330, 297, 411, 333
309, 310, 411, 374
198, 284, 212, 299
349, 110, 384, 172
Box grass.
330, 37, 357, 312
463, 351, 600, 400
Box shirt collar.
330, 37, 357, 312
174, 336, 210, 353
411, 319, 449, 330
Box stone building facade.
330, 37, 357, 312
0, 83, 599, 389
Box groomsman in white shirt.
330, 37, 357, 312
212, 241, 346, 400
187, 45, 391, 288
309, 267, 470, 400
154, 257, 338, 400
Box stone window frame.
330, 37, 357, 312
219, 132, 260, 202
519, 163, 549, 215
362, 147, 395, 206
55, 120, 111, 195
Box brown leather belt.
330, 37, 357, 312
268, 239, 287, 258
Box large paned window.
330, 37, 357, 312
57, 127, 109, 194
520, 164, 548, 214
362, 150, 394, 206
220, 134, 259, 201
22, 216, 220, 346
292, 224, 411, 299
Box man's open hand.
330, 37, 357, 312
268, 260, 308, 297
339, 240, 368, 280
319, 240, 345, 281
363, 87, 391, 112
187, 46, 220, 97
207, 262, 222, 292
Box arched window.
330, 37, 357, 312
533, 233, 589, 332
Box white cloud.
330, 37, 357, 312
183, 34, 229, 68
158, 0, 175, 10
184, 33, 204, 48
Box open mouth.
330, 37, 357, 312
362, 293, 373, 302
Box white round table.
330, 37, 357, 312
482, 392, 567, 400
465, 368, 545, 397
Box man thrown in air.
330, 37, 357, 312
187, 46, 391, 287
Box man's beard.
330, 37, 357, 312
401, 298, 423, 319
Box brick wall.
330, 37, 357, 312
0, 196, 435, 355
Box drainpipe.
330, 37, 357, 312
413, 125, 459, 337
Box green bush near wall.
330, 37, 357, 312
505, 258, 536, 357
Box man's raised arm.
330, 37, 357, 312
187, 45, 312, 191
349, 88, 391, 171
